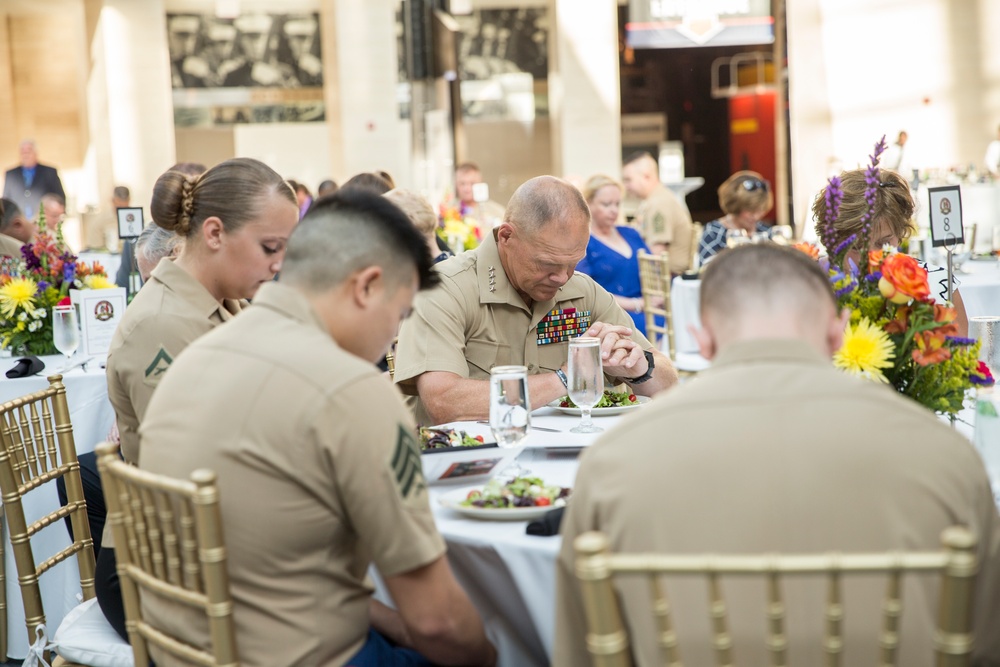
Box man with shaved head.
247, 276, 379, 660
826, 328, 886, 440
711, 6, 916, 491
394, 175, 677, 425
622, 150, 694, 275
555, 244, 1000, 666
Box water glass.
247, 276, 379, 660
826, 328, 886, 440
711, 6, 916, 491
52, 306, 80, 362
489, 365, 530, 478
974, 390, 1000, 504
770, 225, 794, 245
567, 337, 603, 434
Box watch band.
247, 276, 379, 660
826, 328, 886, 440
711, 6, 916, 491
555, 368, 569, 388
627, 350, 656, 385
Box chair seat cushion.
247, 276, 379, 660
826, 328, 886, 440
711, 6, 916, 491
674, 351, 711, 372
51, 598, 132, 667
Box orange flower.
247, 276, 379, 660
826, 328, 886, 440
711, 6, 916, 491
931, 304, 959, 337
792, 242, 820, 259
912, 330, 951, 366
884, 306, 910, 334
868, 248, 885, 273
878, 253, 930, 304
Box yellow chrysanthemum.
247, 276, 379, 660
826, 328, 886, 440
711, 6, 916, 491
83, 274, 116, 290
833, 317, 895, 383
0, 277, 38, 320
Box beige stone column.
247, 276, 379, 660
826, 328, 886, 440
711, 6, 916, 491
320, 0, 409, 185
82, 0, 175, 247
549, 0, 621, 181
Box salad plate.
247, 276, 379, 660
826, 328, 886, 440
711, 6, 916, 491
437, 477, 570, 521
547, 393, 651, 417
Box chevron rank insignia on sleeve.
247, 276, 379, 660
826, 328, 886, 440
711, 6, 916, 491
144, 347, 173, 379
391, 425, 425, 499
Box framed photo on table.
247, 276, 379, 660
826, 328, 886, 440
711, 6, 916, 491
116, 207, 144, 240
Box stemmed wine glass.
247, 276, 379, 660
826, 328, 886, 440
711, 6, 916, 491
489, 365, 530, 479
52, 305, 80, 370
567, 337, 603, 434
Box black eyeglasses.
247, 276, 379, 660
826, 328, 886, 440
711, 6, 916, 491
739, 177, 769, 192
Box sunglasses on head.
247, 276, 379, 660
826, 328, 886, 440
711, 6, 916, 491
740, 177, 769, 192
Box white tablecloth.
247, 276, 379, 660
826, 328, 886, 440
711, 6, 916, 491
0, 356, 114, 659
671, 276, 702, 354
957, 259, 1000, 318
419, 409, 616, 667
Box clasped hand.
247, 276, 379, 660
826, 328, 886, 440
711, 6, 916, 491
582, 322, 648, 379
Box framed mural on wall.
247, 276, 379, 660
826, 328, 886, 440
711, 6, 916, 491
166, 12, 325, 127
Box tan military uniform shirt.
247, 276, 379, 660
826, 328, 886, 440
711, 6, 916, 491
634, 183, 694, 274
0, 233, 24, 258
139, 282, 445, 667
106, 257, 244, 465
555, 339, 1000, 667
393, 232, 653, 425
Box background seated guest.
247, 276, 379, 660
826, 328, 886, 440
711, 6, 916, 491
341, 171, 393, 196
384, 188, 451, 264
576, 174, 654, 334
40, 192, 66, 230
97, 157, 299, 641
698, 170, 773, 265
393, 175, 678, 426
134, 223, 184, 282
0, 198, 37, 256
139, 191, 496, 667
555, 244, 1000, 666
317, 178, 338, 197
811, 167, 969, 337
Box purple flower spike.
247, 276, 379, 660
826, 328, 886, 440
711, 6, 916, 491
36, 281, 49, 294
832, 233, 857, 257
856, 136, 888, 263
21, 245, 40, 272
63, 261, 76, 285
946, 336, 976, 346
820, 176, 843, 252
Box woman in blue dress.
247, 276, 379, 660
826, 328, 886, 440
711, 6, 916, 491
576, 174, 654, 335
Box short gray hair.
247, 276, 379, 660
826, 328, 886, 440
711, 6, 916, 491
504, 175, 589, 237
136, 223, 183, 266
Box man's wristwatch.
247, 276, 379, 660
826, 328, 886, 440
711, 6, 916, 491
555, 368, 569, 388
626, 350, 655, 385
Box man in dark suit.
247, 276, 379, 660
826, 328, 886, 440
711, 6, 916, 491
3, 139, 65, 221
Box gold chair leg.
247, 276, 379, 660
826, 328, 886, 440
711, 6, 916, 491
0, 514, 6, 662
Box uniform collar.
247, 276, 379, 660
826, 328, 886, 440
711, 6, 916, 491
712, 338, 830, 369
148, 258, 242, 321
251, 282, 330, 335
475, 231, 588, 316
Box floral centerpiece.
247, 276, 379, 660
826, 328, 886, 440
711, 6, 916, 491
438, 200, 484, 253
797, 136, 994, 416
0, 217, 114, 355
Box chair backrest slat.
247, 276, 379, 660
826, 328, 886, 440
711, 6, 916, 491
97, 442, 239, 667
574, 529, 977, 667
706, 569, 733, 667
647, 574, 681, 666
637, 250, 675, 358
766, 566, 787, 666
0, 375, 95, 657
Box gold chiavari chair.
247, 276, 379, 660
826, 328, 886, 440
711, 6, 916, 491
0, 375, 95, 666
385, 336, 398, 379
637, 250, 708, 376
96, 441, 240, 667
690, 221, 704, 271
574, 528, 977, 667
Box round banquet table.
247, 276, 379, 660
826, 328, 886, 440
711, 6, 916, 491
0, 355, 114, 659
410, 401, 981, 667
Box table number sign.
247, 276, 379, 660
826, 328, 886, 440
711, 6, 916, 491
927, 185, 964, 248
70, 288, 127, 357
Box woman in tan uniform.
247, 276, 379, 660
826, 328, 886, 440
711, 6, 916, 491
97, 156, 299, 640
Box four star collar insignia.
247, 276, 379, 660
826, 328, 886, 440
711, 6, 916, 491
488, 265, 496, 293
